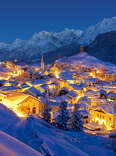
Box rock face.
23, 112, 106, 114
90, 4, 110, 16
0, 29, 82, 64
79, 17, 116, 45
85, 31, 116, 64
43, 42, 80, 64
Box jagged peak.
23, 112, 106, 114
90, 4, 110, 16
79, 16, 116, 45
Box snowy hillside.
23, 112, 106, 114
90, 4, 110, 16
0, 104, 114, 156
59, 52, 116, 73
0, 130, 41, 156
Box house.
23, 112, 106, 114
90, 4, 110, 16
17, 83, 30, 92
70, 84, 83, 95
88, 104, 116, 130
0, 92, 45, 117
67, 90, 78, 104
60, 70, 75, 84
90, 98, 108, 107
26, 79, 45, 88
18, 95, 42, 116
0, 86, 19, 93
78, 96, 91, 108
84, 90, 100, 99
79, 109, 90, 123
24, 86, 45, 97
107, 91, 116, 102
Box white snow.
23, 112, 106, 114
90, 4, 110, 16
0, 17, 115, 54
0, 103, 114, 156
79, 17, 116, 45
0, 17, 115, 59
0, 29, 83, 55
61, 52, 116, 73
0, 130, 41, 156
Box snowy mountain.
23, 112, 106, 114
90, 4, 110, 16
0, 29, 83, 63
79, 17, 116, 45
0, 29, 83, 54
0, 17, 116, 63
85, 31, 116, 64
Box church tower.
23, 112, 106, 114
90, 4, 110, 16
80, 45, 84, 53
41, 56, 45, 70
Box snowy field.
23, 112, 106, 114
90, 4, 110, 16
0, 104, 115, 156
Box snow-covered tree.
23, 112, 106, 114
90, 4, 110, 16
42, 99, 51, 123
55, 101, 69, 130
71, 104, 83, 131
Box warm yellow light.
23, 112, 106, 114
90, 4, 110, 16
54, 71, 60, 79
92, 117, 112, 130
16, 111, 26, 117
90, 73, 93, 76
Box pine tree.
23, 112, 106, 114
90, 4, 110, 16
42, 99, 51, 123
71, 104, 83, 131
55, 101, 69, 130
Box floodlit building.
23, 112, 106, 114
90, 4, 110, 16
88, 104, 116, 130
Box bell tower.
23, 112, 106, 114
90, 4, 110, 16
80, 45, 84, 53
41, 56, 45, 70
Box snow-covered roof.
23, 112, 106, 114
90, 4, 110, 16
60, 69, 75, 81
8, 80, 18, 86
107, 91, 116, 100
100, 89, 107, 95
67, 90, 77, 98
41, 84, 49, 91
91, 103, 116, 115
85, 90, 100, 98
29, 79, 45, 85
61, 87, 69, 92
20, 83, 30, 89
78, 96, 91, 106
79, 109, 90, 117
24, 86, 45, 97
70, 84, 82, 90
0, 80, 6, 84
0, 86, 18, 92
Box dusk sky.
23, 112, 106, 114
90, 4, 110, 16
0, 0, 116, 42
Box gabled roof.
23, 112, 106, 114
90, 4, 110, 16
0, 86, 18, 92
24, 86, 44, 97
85, 89, 100, 97
29, 79, 45, 85
67, 90, 77, 98
91, 103, 116, 115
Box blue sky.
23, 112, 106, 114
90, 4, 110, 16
0, 0, 116, 42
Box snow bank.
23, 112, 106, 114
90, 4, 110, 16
0, 130, 41, 156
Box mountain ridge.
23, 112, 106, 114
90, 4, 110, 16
0, 17, 116, 64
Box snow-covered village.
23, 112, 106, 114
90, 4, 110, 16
1, 46, 116, 133
1, 1, 116, 156
0, 46, 116, 155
